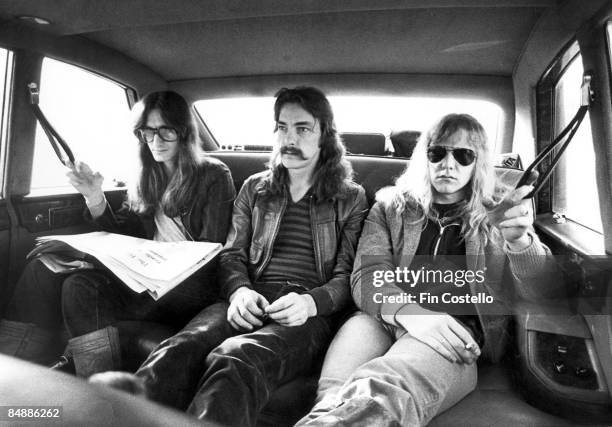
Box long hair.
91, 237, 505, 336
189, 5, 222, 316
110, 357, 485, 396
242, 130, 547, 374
390, 113, 497, 244
259, 86, 354, 201
128, 91, 203, 217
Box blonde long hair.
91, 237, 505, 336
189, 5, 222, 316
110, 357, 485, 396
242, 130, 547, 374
390, 113, 497, 244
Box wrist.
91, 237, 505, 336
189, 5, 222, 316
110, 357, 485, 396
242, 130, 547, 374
84, 191, 105, 207
506, 233, 532, 251
303, 294, 317, 317
229, 286, 250, 303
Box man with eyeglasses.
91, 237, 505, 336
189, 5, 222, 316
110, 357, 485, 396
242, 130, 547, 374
92, 86, 368, 426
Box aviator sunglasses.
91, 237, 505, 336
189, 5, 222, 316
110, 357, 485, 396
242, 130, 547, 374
427, 146, 476, 166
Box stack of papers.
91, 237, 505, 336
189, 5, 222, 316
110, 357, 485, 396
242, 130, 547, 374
33, 232, 222, 300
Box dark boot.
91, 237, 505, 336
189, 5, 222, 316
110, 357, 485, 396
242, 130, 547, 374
68, 326, 122, 377
0, 320, 56, 364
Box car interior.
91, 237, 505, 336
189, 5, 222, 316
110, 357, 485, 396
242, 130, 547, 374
0, 1, 611, 426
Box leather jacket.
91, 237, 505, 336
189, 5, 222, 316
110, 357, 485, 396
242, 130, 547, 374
87, 157, 236, 244
219, 171, 369, 316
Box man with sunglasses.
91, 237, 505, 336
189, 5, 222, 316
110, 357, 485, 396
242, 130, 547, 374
297, 113, 559, 426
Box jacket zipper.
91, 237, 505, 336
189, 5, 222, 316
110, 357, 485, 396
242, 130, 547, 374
432, 219, 460, 261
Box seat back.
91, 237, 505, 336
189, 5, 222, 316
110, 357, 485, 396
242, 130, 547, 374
390, 130, 420, 158
340, 132, 386, 156
209, 152, 407, 205
209, 151, 523, 206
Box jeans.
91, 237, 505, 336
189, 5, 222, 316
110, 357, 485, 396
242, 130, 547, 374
186, 282, 335, 427
61, 263, 219, 337
296, 312, 477, 427
2, 259, 68, 362
5, 258, 67, 331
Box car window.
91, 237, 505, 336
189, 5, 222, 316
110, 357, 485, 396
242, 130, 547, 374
30, 57, 134, 195
194, 96, 502, 154
552, 54, 602, 233
0, 47, 13, 198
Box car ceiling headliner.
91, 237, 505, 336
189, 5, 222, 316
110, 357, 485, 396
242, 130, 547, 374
0, 0, 555, 81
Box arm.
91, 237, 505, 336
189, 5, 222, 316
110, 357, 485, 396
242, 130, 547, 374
67, 161, 147, 237
84, 199, 148, 238
351, 201, 402, 321
505, 230, 561, 300
217, 176, 272, 331
218, 178, 257, 300
193, 161, 236, 243
494, 184, 561, 300
306, 185, 369, 316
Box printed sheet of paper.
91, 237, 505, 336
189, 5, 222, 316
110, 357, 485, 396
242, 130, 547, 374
36, 232, 222, 299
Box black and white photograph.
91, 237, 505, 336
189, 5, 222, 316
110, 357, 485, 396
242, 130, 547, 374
0, 1, 611, 426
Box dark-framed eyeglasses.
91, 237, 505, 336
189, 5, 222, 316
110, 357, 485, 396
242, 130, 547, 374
134, 126, 179, 143
427, 146, 476, 166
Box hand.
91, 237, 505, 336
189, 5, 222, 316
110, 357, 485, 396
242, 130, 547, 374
395, 313, 480, 364
227, 287, 270, 331
486, 184, 534, 249
498, 185, 534, 248
265, 293, 317, 327
66, 161, 104, 204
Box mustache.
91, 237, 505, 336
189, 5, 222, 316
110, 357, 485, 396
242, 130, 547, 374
280, 146, 306, 160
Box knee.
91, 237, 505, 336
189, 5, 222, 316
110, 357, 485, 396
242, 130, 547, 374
62, 272, 107, 303
206, 337, 245, 365
338, 313, 391, 346
161, 328, 215, 357
205, 336, 261, 375
61, 272, 111, 319
13, 258, 57, 294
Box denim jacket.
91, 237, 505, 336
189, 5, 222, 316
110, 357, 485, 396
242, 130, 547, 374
86, 157, 236, 244
219, 171, 369, 316
352, 192, 559, 362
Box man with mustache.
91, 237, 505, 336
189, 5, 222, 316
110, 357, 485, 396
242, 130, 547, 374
93, 86, 368, 426
188, 86, 368, 426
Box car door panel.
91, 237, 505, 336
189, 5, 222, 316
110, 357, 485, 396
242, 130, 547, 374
0, 199, 11, 313
513, 217, 612, 421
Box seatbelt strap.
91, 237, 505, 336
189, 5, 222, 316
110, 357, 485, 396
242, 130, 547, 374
27, 82, 75, 166
516, 73, 592, 199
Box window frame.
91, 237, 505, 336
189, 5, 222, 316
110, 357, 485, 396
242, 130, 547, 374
0, 47, 14, 199
27, 55, 137, 196
535, 39, 603, 234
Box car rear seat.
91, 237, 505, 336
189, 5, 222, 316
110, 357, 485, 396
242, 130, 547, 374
115, 152, 566, 426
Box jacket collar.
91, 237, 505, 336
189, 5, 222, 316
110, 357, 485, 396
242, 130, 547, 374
401, 205, 484, 270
